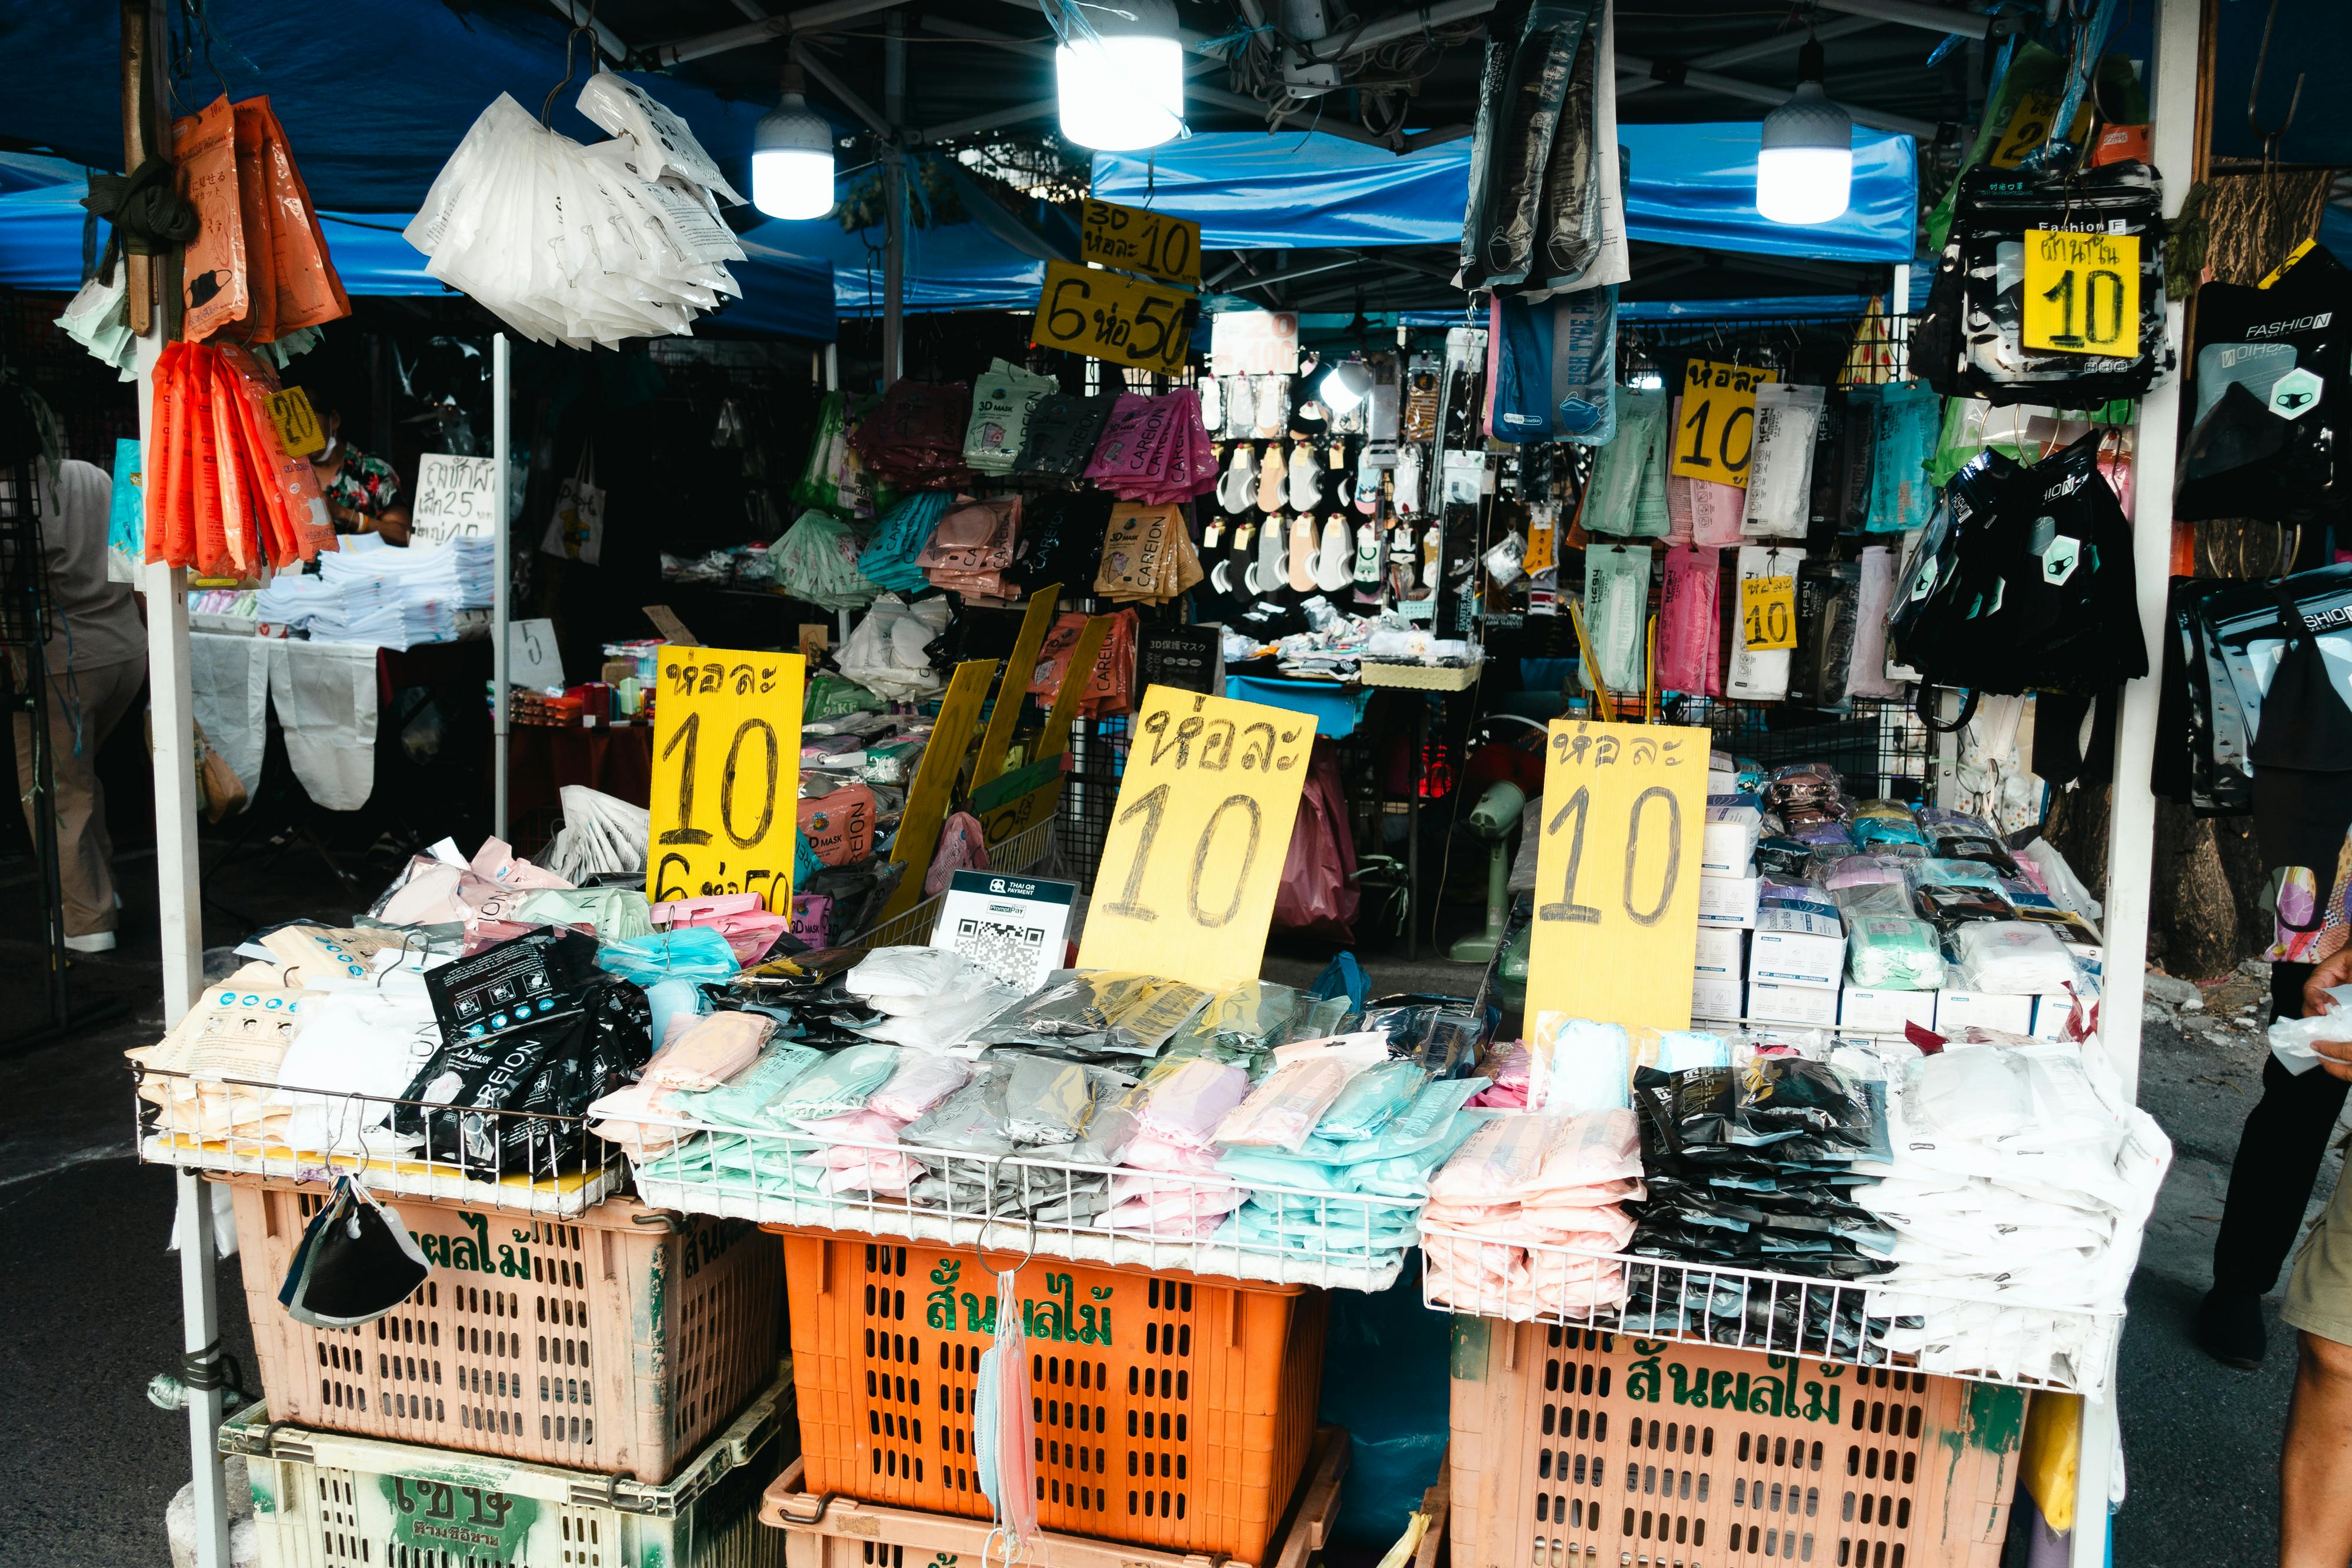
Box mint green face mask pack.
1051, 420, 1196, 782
1584, 544, 1652, 693
1583, 386, 1669, 538
515, 887, 655, 943
1316, 1060, 1431, 1142
771, 1043, 900, 1124
676, 1040, 826, 1130
1869, 381, 1940, 533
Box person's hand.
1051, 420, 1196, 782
2301, 949, 2352, 1082
328, 501, 372, 533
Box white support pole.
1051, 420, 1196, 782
175, 1169, 231, 1565
493, 333, 511, 842
881, 11, 907, 384
2071, 0, 2199, 1560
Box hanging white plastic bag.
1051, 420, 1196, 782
542, 445, 605, 564
575, 72, 746, 206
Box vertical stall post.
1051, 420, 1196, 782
493, 332, 511, 840
122, 2, 228, 1563
2073, 0, 2201, 1556
881, 9, 908, 383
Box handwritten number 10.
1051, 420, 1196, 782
659, 709, 780, 849
1102, 783, 1263, 927
1539, 784, 1683, 926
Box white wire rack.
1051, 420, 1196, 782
620, 1115, 1421, 1291
856, 815, 1059, 950
1419, 1224, 2126, 1396
133, 1067, 627, 1219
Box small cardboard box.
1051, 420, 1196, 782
1703, 801, 1763, 877
1747, 979, 1840, 1027
1693, 925, 1746, 979
1840, 986, 1939, 1035
1934, 989, 2035, 1035
1692, 972, 1744, 1021
1697, 873, 1760, 929
2030, 992, 2085, 1042
1747, 906, 1846, 989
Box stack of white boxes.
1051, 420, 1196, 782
1746, 885, 1845, 1026
1694, 785, 1760, 1022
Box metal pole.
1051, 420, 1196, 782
881, 10, 908, 384
493, 332, 511, 842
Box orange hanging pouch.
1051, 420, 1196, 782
172, 98, 250, 343
231, 101, 280, 343
248, 98, 351, 332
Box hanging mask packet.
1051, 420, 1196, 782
278, 1175, 432, 1329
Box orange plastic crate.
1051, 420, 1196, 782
228, 1176, 784, 1482
1447, 1319, 2029, 1568
774, 1227, 1327, 1564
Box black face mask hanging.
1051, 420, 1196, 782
2249, 581, 2352, 772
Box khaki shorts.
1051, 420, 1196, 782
2286, 1161, 2352, 1346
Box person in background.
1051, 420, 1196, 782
2274, 947, 2352, 1564
14, 457, 146, 953
308, 393, 413, 546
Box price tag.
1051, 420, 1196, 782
1989, 91, 2063, 168
506, 617, 566, 689
1075, 686, 1317, 988
1524, 719, 1709, 1032
1209, 310, 1301, 376
648, 646, 806, 914
409, 453, 500, 548
1032, 260, 1196, 377
1669, 361, 1777, 488
1740, 575, 1796, 650
266, 387, 325, 458
1080, 198, 1201, 289
2022, 228, 2141, 360
1523, 506, 1557, 576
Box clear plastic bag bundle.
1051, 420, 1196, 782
774, 509, 880, 612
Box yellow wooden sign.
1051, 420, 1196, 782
648, 646, 806, 913
1523, 719, 1710, 1033
1032, 260, 1196, 378
971, 584, 1062, 790
1080, 198, 1202, 289
875, 659, 997, 923
266, 386, 325, 458
1075, 686, 1317, 988
2023, 228, 2141, 360
1740, 575, 1797, 650
1670, 360, 1777, 488
978, 611, 1110, 848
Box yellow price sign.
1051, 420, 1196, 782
1989, 92, 2063, 169
2023, 228, 2141, 360
1670, 360, 1777, 488
1032, 260, 1196, 378
1075, 686, 1317, 988
1524, 719, 1710, 1033
1740, 575, 1796, 650
648, 646, 806, 913
1080, 198, 1202, 289
266, 386, 325, 458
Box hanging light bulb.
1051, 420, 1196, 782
1056, 0, 1185, 152
1320, 359, 1374, 414
1757, 36, 1853, 226
753, 59, 836, 220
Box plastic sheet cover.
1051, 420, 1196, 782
1093, 124, 1916, 262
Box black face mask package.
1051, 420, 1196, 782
1889, 434, 2147, 727
1459, 0, 1601, 294
393, 927, 653, 1178
2176, 243, 2352, 541
278, 1175, 432, 1328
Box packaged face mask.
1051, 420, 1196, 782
1217, 1035, 1389, 1152
1315, 1059, 1431, 1143
1583, 544, 1652, 693
278, 1177, 432, 1329
963, 358, 1056, 475
1527, 1015, 1632, 1114
772, 1043, 902, 1125
1742, 383, 1826, 540
1582, 386, 1669, 538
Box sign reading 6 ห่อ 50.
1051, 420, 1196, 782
649, 646, 805, 913
1524, 719, 1709, 1033
1032, 259, 1196, 378
1074, 686, 1317, 988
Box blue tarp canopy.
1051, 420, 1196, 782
0, 161, 836, 342
741, 195, 1080, 316
1093, 123, 1919, 263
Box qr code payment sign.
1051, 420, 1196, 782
955, 918, 1047, 986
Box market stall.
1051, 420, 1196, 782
0, 0, 2238, 1565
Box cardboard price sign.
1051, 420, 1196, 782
1740, 575, 1796, 650
1524, 719, 1709, 1033
1080, 198, 1201, 289
1032, 261, 1195, 377
410, 453, 500, 548
2023, 228, 2141, 361
1670, 360, 1777, 488
266, 386, 325, 458
648, 646, 806, 913
1075, 686, 1317, 988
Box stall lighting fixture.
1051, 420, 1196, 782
753, 59, 837, 220
1056, 0, 1185, 151
1757, 36, 1853, 225
1320, 358, 1376, 415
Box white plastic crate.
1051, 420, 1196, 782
220, 1372, 796, 1568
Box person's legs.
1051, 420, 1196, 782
2201, 962, 2350, 1366
2282, 1150, 2352, 1562
17, 659, 144, 939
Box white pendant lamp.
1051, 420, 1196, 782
1319, 358, 1375, 415
1056, 0, 1185, 152
753, 61, 836, 220
1757, 38, 1853, 226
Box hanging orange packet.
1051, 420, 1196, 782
230, 101, 279, 343
245, 98, 350, 332
207, 353, 261, 576
144, 343, 186, 565
218, 343, 338, 562
171, 98, 250, 343
185, 347, 233, 577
